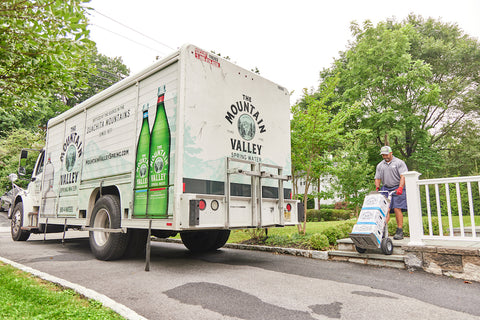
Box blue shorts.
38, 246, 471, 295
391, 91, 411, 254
381, 186, 408, 213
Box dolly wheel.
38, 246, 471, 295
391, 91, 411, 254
355, 245, 367, 254
381, 238, 393, 255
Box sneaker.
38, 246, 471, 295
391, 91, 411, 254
393, 228, 404, 240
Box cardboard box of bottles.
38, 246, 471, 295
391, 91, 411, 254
361, 193, 389, 216
357, 209, 385, 227
350, 223, 383, 248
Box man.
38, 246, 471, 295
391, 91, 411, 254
374, 146, 408, 240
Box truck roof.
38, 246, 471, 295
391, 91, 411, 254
47, 44, 288, 128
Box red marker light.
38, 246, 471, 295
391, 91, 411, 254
286, 204, 292, 212
199, 200, 206, 211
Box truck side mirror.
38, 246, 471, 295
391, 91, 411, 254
18, 149, 28, 176
8, 173, 18, 182
20, 149, 28, 160
18, 166, 26, 176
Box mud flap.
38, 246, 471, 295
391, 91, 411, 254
297, 202, 305, 223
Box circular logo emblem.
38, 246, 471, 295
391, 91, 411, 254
237, 114, 255, 141
65, 144, 77, 172
154, 157, 164, 173
139, 163, 148, 177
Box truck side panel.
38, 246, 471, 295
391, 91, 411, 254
80, 85, 138, 220
42, 111, 86, 218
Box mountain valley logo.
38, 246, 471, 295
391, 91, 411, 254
225, 95, 265, 159
60, 127, 83, 185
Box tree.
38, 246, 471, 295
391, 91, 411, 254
0, 0, 95, 110
291, 77, 355, 234
0, 50, 130, 137
439, 121, 480, 177
332, 130, 374, 215
66, 50, 130, 107
320, 15, 480, 174
0, 129, 45, 191
406, 15, 480, 147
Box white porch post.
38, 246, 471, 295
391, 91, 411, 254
403, 171, 425, 246
404, 171, 424, 246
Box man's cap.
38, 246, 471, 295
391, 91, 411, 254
380, 146, 392, 155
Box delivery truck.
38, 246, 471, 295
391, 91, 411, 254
9, 44, 301, 260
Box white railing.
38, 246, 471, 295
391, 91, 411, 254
404, 171, 480, 245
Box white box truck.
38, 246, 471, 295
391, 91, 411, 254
9, 44, 302, 260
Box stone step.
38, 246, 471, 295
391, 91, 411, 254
452, 227, 480, 237
329, 250, 406, 269
331, 238, 408, 269
337, 237, 406, 255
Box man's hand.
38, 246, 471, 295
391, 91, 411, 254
396, 186, 403, 195
376, 187, 380, 191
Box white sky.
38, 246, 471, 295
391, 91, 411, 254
87, 0, 480, 104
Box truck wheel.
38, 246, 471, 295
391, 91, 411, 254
212, 230, 230, 250
180, 230, 219, 253
123, 229, 148, 258
11, 202, 30, 241
89, 195, 128, 260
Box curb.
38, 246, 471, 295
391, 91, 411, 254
155, 238, 330, 260
0, 256, 147, 320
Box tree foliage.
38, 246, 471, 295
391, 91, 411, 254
292, 15, 480, 213
0, 1, 131, 192
0, 50, 130, 138
0, 129, 45, 191
0, 0, 95, 110
66, 49, 130, 107
332, 129, 374, 215
320, 15, 480, 174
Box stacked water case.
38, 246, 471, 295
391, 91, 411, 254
350, 192, 394, 255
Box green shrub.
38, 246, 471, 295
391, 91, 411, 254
265, 234, 307, 248
241, 220, 358, 250
306, 209, 353, 222
387, 217, 410, 237
309, 234, 330, 250
321, 226, 343, 245
422, 217, 448, 236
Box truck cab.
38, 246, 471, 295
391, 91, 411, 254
10, 149, 44, 240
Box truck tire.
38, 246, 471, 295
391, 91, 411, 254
11, 202, 30, 241
89, 195, 128, 260
123, 228, 148, 258
180, 230, 219, 253
212, 230, 230, 250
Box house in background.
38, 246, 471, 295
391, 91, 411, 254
295, 175, 342, 209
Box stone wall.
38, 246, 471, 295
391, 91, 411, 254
403, 245, 480, 282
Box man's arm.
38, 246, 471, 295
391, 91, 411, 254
399, 175, 405, 189
395, 175, 406, 195
375, 178, 381, 191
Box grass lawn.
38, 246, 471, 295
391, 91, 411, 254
226, 215, 480, 246
435, 215, 480, 228
0, 263, 124, 320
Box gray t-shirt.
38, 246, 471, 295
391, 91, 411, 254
375, 156, 408, 188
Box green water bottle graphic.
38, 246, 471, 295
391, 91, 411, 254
148, 85, 171, 218
134, 104, 150, 217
